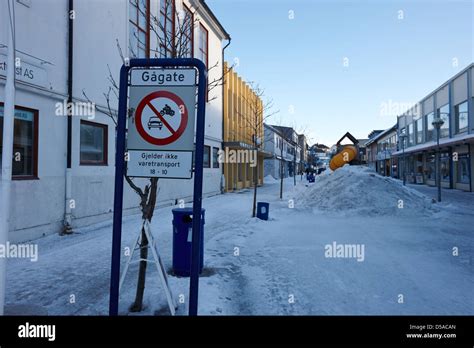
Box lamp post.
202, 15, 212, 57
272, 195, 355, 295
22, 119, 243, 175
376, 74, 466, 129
399, 133, 407, 185
432, 116, 445, 202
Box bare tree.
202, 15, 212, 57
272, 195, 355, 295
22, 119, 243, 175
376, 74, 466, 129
82, 0, 232, 312
236, 83, 278, 217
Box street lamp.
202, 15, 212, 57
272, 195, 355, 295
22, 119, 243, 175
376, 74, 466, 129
432, 116, 445, 202
399, 132, 407, 185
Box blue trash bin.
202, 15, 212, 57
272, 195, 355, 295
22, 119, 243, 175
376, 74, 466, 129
172, 208, 205, 277
256, 202, 269, 220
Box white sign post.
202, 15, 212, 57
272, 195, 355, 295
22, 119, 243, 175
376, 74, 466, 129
127, 68, 196, 179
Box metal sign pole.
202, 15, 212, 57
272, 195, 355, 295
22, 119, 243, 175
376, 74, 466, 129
109, 58, 207, 316
189, 59, 207, 316
109, 63, 130, 316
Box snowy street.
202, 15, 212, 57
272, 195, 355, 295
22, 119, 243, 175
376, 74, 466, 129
5, 167, 473, 315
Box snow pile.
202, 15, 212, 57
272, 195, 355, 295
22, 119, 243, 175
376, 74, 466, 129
296, 165, 435, 216
264, 175, 279, 184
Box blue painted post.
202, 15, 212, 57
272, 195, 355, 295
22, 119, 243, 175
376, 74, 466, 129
109, 64, 130, 316
189, 59, 207, 316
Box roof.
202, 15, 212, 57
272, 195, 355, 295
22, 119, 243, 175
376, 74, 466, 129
271, 125, 298, 143
336, 132, 359, 146
365, 124, 398, 146
368, 130, 384, 139
357, 138, 370, 146
264, 123, 285, 138
198, 0, 230, 40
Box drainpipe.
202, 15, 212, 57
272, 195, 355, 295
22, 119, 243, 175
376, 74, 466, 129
0, 0, 16, 315
221, 37, 231, 193
63, 0, 74, 234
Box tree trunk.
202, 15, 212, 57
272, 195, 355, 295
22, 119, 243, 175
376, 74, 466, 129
252, 160, 258, 217
129, 227, 148, 312
129, 177, 159, 312
293, 157, 296, 186
279, 148, 284, 200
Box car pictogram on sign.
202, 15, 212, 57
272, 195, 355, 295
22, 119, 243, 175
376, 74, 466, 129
147, 116, 163, 130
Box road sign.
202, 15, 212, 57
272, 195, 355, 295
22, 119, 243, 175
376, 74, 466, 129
133, 91, 188, 146
110, 58, 207, 318
127, 68, 196, 178
127, 150, 193, 179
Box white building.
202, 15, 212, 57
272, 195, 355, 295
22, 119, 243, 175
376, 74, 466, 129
263, 124, 299, 179
0, 0, 230, 242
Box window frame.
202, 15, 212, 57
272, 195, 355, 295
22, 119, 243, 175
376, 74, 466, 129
198, 23, 209, 101
454, 100, 468, 134
212, 147, 219, 168
203, 145, 211, 168
181, 3, 194, 58
79, 119, 108, 166
425, 112, 434, 142
159, 0, 176, 58
129, 0, 151, 58
436, 103, 450, 138
198, 23, 209, 67
457, 153, 470, 184
0, 103, 39, 180
415, 118, 423, 144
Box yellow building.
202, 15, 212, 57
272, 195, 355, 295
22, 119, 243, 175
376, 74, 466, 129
223, 62, 266, 192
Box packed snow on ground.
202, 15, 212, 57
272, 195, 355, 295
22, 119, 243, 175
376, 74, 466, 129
5, 173, 474, 315
297, 165, 435, 217
264, 175, 279, 184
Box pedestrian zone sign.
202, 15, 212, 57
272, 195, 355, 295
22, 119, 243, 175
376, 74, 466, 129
127, 68, 196, 179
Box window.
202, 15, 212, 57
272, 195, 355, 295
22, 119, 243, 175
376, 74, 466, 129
212, 147, 219, 168
440, 152, 450, 182
454, 101, 468, 134
416, 118, 423, 144
203, 145, 210, 168
238, 163, 243, 181
407, 123, 414, 147
426, 112, 434, 142
178, 4, 193, 58
158, 0, 175, 58
198, 24, 209, 100
129, 0, 149, 58
437, 104, 450, 138
457, 154, 470, 184
80, 120, 108, 165
0, 104, 38, 179
198, 24, 208, 67
426, 154, 435, 180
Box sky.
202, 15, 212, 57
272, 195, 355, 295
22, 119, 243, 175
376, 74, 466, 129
207, 0, 474, 146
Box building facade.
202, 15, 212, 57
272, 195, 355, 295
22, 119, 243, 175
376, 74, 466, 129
297, 134, 308, 173
393, 64, 473, 191
222, 62, 264, 192
0, 0, 229, 242
365, 125, 398, 177
263, 124, 299, 179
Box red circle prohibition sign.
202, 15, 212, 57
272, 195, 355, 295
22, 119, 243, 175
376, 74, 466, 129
134, 90, 188, 146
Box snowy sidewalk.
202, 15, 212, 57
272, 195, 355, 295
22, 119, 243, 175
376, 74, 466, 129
5, 174, 474, 315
